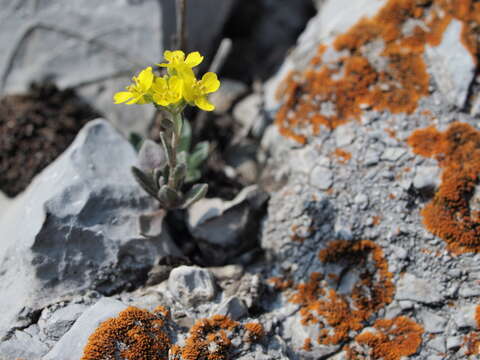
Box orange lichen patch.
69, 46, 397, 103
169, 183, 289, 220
463, 305, 480, 355
81, 306, 172, 360
407, 122, 480, 254
290, 240, 394, 346
268, 276, 294, 291
407, 126, 442, 157
179, 315, 239, 360
244, 322, 264, 342
464, 332, 480, 356
385, 128, 397, 139
290, 224, 313, 242
476, 304, 480, 328
372, 215, 382, 226
303, 337, 313, 352
176, 315, 263, 360
332, 148, 352, 164
275, 0, 479, 143
389, 193, 397, 200
348, 316, 424, 360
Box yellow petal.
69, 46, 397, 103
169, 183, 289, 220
201, 72, 220, 93
153, 76, 168, 91
153, 94, 170, 107
137, 67, 154, 89
182, 81, 196, 102
195, 96, 215, 111
126, 94, 144, 105
185, 52, 204, 67
113, 91, 132, 104
169, 76, 183, 95
164, 50, 185, 63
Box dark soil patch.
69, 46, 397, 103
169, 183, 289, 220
0, 83, 102, 197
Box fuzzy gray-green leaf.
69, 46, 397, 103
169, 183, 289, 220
181, 183, 208, 209
186, 168, 202, 183
188, 141, 209, 169
178, 118, 192, 153
131, 166, 159, 198
172, 163, 187, 190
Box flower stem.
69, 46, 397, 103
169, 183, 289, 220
167, 111, 182, 189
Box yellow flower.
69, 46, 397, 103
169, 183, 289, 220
114, 67, 154, 105
152, 75, 184, 107
158, 50, 203, 77
183, 72, 220, 111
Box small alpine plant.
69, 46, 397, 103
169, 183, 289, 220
114, 50, 220, 210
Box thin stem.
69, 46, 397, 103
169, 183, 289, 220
167, 112, 181, 188
176, 0, 187, 51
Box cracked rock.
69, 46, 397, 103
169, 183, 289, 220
310, 166, 333, 190
426, 19, 477, 108
395, 273, 443, 304
418, 310, 447, 333
43, 298, 127, 360
0, 119, 179, 339
453, 305, 477, 329
168, 266, 217, 307
413, 166, 441, 193
215, 297, 248, 320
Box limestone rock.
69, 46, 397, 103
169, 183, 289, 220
453, 305, 477, 329
168, 266, 217, 307
395, 274, 443, 304
426, 19, 477, 108
42, 298, 127, 360
0, 119, 180, 339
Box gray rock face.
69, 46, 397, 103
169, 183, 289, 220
233, 93, 265, 138
0, 119, 179, 339
0, 0, 236, 135
381, 147, 406, 162
187, 185, 269, 265
396, 273, 443, 304
168, 266, 217, 307
215, 297, 248, 320
0, 191, 10, 219
0, 328, 49, 360
413, 166, 441, 192
335, 124, 356, 147
426, 19, 477, 108
264, 0, 385, 114
42, 297, 128, 360
453, 305, 477, 329
38, 303, 89, 341
259, 0, 479, 357
418, 310, 447, 334
310, 166, 333, 190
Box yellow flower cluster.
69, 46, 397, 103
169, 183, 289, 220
114, 50, 220, 111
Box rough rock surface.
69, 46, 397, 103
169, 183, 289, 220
0, 0, 235, 135
0, 119, 179, 340
259, 0, 480, 358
